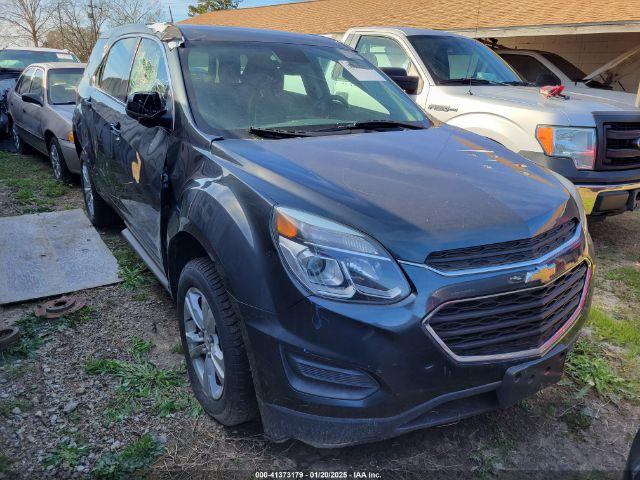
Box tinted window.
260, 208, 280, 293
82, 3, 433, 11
30, 68, 44, 100
0, 50, 79, 70
16, 68, 34, 94
179, 42, 427, 136
128, 38, 170, 106
500, 54, 560, 85
409, 35, 522, 85
48, 68, 84, 104
98, 37, 138, 101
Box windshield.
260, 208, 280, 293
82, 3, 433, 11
408, 35, 523, 85
0, 50, 79, 70
540, 52, 586, 81
47, 68, 83, 104
179, 41, 427, 136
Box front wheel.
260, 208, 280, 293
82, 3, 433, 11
177, 258, 258, 426
80, 157, 119, 227
49, 138, 72, 182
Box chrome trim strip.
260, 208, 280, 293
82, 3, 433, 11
422, 262, 592, 364
398, 222, 583, 277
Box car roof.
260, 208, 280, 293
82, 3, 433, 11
26, 62, 85, 70
100, 22, 345, 48
345, 26, 468, 38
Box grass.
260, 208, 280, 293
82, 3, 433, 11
566, 339, 636, 402
588, 307, 640, 354
604, 266, 640, 301
0, 453, 13, 475
85, 338, 200, 424
564, 406, 595, 434
0, 313, 54, 364
112, 246, 151, 292
92, 434, 163, 480
0, 150, 70, 213
43, 439, 89, 469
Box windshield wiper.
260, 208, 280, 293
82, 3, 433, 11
248, 127, 311, 139
439, 78, 492, 85
316, 120, 425, 132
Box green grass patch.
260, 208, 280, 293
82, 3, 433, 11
589, 307, 640, 353
85, 338, 199, 423
43, 439, 89, 469
0, 313, 54, 364
0, 453, 13, 475
0, 151, 70, 213
604, 266, 640, 302
92, 434, 163, 479
112, 246, 150, 291
566, 339, 636, 402
171, 341, 184, 355
564, 406, 595, 434
59, 306, 94, 329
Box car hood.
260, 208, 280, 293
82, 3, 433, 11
49, 103, 74, 122
215, 125, 577, 263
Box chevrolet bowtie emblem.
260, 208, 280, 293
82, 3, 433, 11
525, 263, 557, 284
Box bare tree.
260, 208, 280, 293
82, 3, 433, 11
0, 0, 52, 47
106, 0, 162, 25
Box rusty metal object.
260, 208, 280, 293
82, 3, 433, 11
0, 327, 21, 351
35, 295, 86, 319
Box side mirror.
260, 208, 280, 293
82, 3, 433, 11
380, 67, 420, 95
22, 92, 43, 106
125, 91, 166, 125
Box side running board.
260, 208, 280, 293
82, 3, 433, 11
121, 228, 170, 291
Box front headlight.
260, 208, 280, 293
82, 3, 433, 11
273, 207, 411, 303
536, 126, 596, 170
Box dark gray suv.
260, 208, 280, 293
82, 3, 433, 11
73, 23, 594, 447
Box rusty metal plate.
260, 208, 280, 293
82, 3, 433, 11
0, 209, 121, 304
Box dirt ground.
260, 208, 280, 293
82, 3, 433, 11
1, 147, 639, 480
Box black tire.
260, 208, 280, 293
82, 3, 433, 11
48, 137, 72, 182
0, 327, 21, 351
177, 257, 258, 426
80, 154, 119, 227
11, 122, 28, 154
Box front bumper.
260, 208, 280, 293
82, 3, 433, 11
58, 138, 80, 174
518, 151, 640, 216
239, 226, 594, 447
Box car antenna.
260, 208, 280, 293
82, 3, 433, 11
466, 0, 482, 96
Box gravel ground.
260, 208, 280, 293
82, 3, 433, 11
1, 147, 639, 479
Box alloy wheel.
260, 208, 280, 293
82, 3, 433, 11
81, 162, 95, 218
12, 125, 20, 152
183, 287, 225, 400
50, 143, 62, 180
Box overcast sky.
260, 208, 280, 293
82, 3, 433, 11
165, 0, 299, 22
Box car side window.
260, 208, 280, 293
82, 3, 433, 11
16, 68, 34, 94
501, 54, 560, 85
356, 36, 416, 75
127, 38, 170, 106
98, 37, 138, 102
30, 68, 44, 101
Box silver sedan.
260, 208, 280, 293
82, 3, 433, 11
8, 62, 85, 181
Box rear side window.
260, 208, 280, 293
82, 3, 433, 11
356, 36, 412, 71
128, 38, 170, 107
98, 37, 138, 101
16, 68, 34, 94
501, 54, 560, 85
30, 68, 44, 100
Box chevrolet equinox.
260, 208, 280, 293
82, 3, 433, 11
73, 23, 594, 447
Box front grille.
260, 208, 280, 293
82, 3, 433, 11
602, 122, 640, 170
425, 219, 578, 272
427, 262, 589, 358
